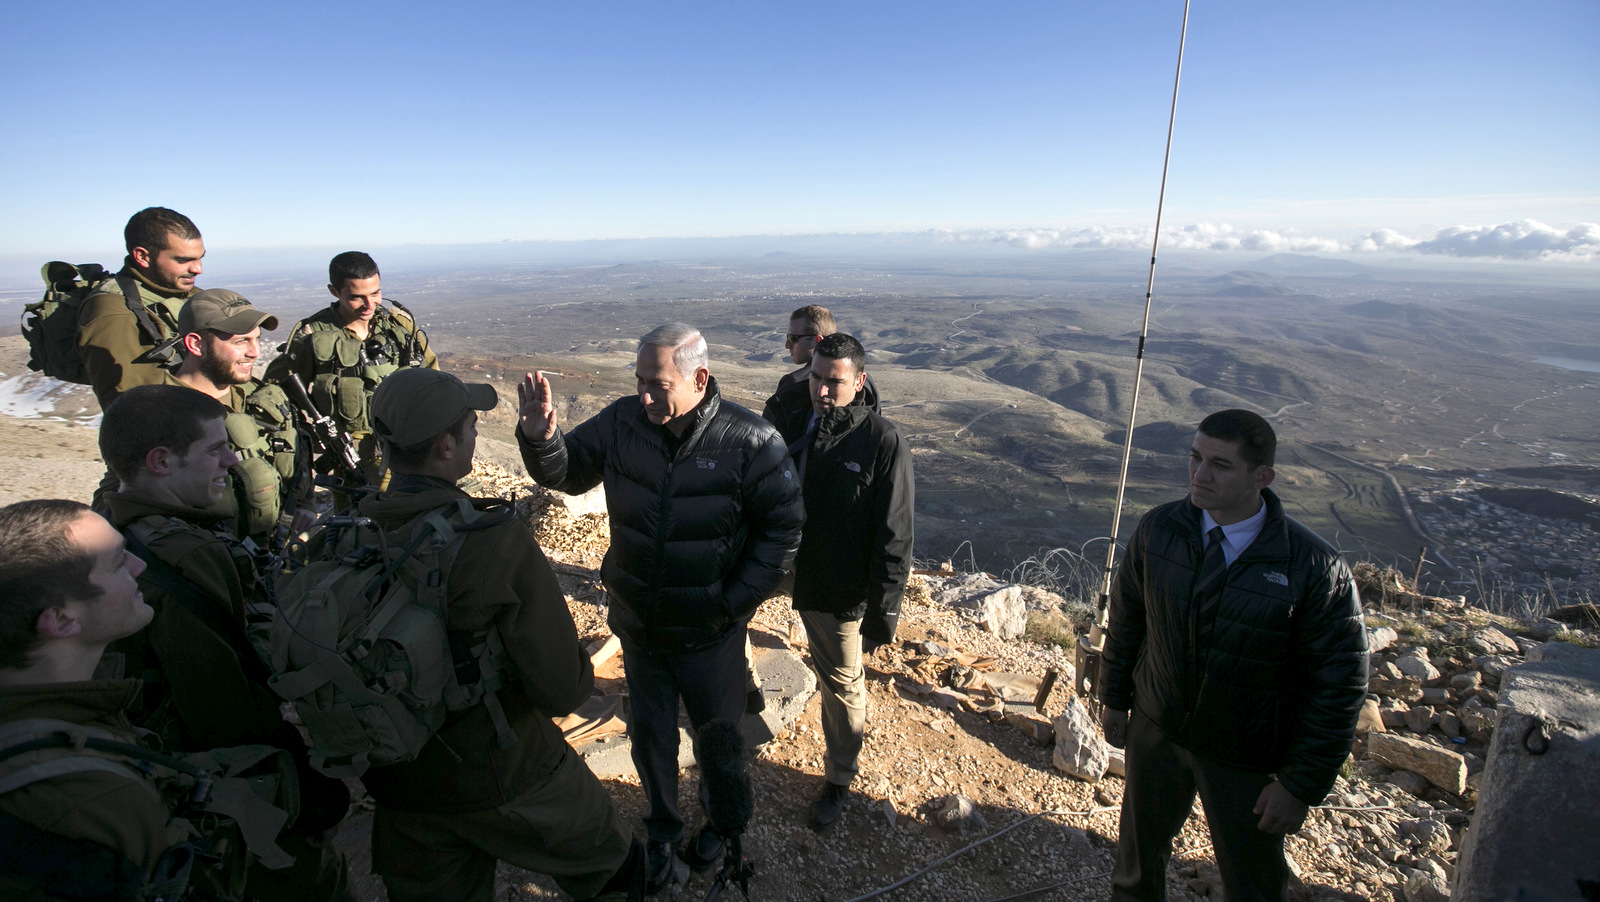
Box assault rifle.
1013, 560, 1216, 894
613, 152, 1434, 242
282, 373, 367, 492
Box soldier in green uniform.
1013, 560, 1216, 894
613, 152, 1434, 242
76, 207, 205, 412
169, 288, 313, 548
265, 251, 437, 485
97, 386, 354, 902
0, 499, 167, 901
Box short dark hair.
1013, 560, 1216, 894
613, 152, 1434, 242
789, 305, 836, 335
1197, 409, 1277, 469
813, 333, 865, 374
99, 385, 229, 485
382, 409, 474, 471
329, 251, 380, 288
0, 500, 97, 669
124, 207, 200, 255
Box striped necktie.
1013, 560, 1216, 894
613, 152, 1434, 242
1193, 526, 1228, 665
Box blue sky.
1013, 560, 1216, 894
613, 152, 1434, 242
2, 1, 1595, 260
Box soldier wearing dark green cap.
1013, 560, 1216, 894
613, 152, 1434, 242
97, 385, 355, 902
169, 288, 312, 547
354, 368, 642, 902
265, 251, 437, 485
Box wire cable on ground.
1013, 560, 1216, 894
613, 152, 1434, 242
840, 805, 1120, 902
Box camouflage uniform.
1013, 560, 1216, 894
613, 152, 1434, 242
265, 302, 437, 482
102, 492, 354, 902
75, 260, 195, 411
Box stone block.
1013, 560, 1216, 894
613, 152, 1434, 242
1370, 674, 1424, 702
1387, 770, 1430, 797
1419, 687, 1450, 705
1357, 698, 1385, 734
1050, 694, 1109, 782
1454, 642, 1600, 902
1450, 671, 1482, 692
1467, 626, 1519, 656
1368, 626, 1399, 652
1004, 710, 1055, 746
1404, 705, 1436, 734
932, 574, 1027, 639
1368, 732, 1467, 794
1396, 651, 1441, 682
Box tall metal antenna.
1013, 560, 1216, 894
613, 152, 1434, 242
1076, 0, 1193, 704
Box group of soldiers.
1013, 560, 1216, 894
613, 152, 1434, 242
0, 207, 1369, 902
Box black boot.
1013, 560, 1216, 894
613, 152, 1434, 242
644, 839, 686, 896
810, 781, 850, 831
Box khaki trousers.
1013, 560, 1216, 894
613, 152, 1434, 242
371, 748, 631, 902
799, 610, 867, 786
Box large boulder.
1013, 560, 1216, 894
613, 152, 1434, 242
1051, 695, 1109, 781
932, 574, 1027, 639
1454, 642, 1600, 902
1367, 732, 1467, 794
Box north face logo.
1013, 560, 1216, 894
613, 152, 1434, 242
696, 457, 716, 470
844, 461, 862, 473
1263, 571, 1289, 587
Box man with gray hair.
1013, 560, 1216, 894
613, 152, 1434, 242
519, 323, 804, 894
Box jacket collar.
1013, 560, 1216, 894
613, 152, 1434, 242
0, 679, 143, 730
119, 258, 197, 299
625, 376, 724, 460
104, 490, 224, 530
1163, 488, 1291, 562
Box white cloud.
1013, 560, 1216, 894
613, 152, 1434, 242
935, 219, 1599, 262
1405, 220, 1600, 261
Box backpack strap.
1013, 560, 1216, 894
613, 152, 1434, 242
124, 523, 270, 686
115, 273, 183, 368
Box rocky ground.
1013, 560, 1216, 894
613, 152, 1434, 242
343, 463, 1594, 902
0, 370, 1590, 901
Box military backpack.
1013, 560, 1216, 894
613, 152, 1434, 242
0, 718, 297, 901
22, 263, 179, 384
268, 498, 517, 777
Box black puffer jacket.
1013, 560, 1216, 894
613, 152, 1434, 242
519, 378, 804, 652
769, 403, 914, 644
1100, 489, 1369, 805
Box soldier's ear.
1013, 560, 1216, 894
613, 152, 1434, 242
181, 332, 206, 358
35, 605, 83, 640
144, 445, 175, 477
129, 246, 154, 270
327, 283, 340, 300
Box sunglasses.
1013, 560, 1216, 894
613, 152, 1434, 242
786, 332, 818, 344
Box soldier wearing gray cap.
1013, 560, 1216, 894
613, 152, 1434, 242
356, 368, 643, 902
164, 288, 311, 547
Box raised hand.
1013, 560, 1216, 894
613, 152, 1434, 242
517, 371, 557, 441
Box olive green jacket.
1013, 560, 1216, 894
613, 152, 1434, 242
76, 260, 196, 411
0, 680, 176, 901
102, 492, 284, 753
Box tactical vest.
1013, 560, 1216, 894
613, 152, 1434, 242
297, 304, 427, 436
0, 718, 296, 902
205, 380, 305, 545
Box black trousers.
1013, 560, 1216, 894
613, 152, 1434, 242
622, 625, 747, 843
1112, 711, 1287, 902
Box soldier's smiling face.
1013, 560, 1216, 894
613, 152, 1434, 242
134, 233, 205, 292
331, 275, 383, 325
198, 327, 261, 386
168, 416, 240, 509
68, 511, 153, 643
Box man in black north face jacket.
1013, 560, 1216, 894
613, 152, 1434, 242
517, 323, 803, 893
763, 334, 913, 830
1099, 409, 1368, 902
